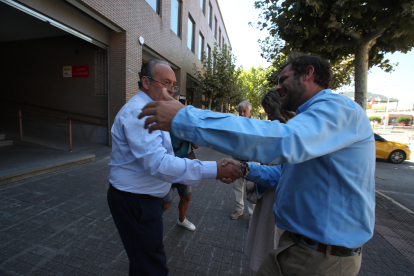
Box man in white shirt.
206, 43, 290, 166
231, 101, 256, 220
108, 59, 241, 276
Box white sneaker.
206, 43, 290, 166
177, 218, 196, 231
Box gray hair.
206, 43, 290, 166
138, 59, 170, 89
237, 101, 252, 112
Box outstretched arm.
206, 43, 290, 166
138, 90, 366, 165
245, 163, 282, 189
218, 158, 282, 189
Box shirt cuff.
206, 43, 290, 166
245, 162, 259, 182
201, 161, 217, 179
171, 106, 197, 142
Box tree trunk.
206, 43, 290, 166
208, 95, 212, 110
354, 43, 370, 111
220, 103, 223, 113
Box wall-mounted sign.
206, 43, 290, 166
73, 65, 89, 77
372, 102, 397, 110
63, 65, 89, 77
63, 66, 72, 77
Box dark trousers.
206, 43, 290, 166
107, 185, 168, 276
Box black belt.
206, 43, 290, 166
109, 183, 156, 199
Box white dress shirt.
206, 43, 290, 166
109, 91, 217, 198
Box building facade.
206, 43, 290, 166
0, 0, 230, 145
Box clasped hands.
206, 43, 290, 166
216, 158, 243, 184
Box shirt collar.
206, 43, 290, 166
137, 90, 153, 103
296, 89, 332, 115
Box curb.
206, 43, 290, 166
0, 155, 95, 185
375, 190, 414, 215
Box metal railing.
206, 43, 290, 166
1, 100, 110, 150
1, 106, 74, 152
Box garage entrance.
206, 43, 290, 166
0, 0, 111, 149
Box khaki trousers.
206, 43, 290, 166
233, 178, 255, 215
257, 231, 362, 276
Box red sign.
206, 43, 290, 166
72, 65, 89, 77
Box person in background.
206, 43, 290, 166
230, 101, 256, 220
245, 88, 295, 271
163, 96, 199, 231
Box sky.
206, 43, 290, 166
217, 0, 414, 103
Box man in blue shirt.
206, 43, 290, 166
108, 59, 242, 276
138, 54, 375, 275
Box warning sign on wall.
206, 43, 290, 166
73, 65, 89, 77
63, 65, 89, 77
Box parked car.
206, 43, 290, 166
374, 133, 411, 164
376, 125, 394, 129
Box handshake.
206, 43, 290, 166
215, 158, 243, 184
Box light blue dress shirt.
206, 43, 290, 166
108, 91, 217, 198
172, 89, 375, 248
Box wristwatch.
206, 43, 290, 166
240, 161, 250, 178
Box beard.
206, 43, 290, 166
281, 77, 306, 112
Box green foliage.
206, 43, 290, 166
193, 43, 245, 112
396, 116, 411, 124
265, 54, 288, 89
239, 66, 271, 118
369, 116, 382, 123
253, 0, 414, 107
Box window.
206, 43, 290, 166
200, 0, 205, 14
171, 0, 181, 36
95, 49, 108, 95
187, 16, 195, 52
222, 37, 225, 47
206, 44, 211, 63
218, 28, 221, 47
199, 33, 204, 61
208, 2, 212, 28
145, 0, 159, 14
214, 17, 217, 39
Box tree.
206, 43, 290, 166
194, 43, 245, 112
253, 0, 414, 110
396, 116, 411, 124
239, 66, 271, 118
369, 116, 382, 123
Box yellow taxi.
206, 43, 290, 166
375, 133, 411, 164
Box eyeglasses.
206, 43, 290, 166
145, 76, 179, 93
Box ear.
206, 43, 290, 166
303, 66, 315, 82
142, 76, 150, 90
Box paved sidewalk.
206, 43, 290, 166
0, 147, 413, 275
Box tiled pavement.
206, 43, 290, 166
0, 147, 413, 275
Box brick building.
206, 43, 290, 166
0, 0, 230, 146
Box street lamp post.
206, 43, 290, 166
383, 95, 390, 130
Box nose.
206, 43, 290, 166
274, 86, 282, 96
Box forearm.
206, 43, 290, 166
171, 102, 359, 165
143, 152, 217, 186
245, 163, 282, 189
